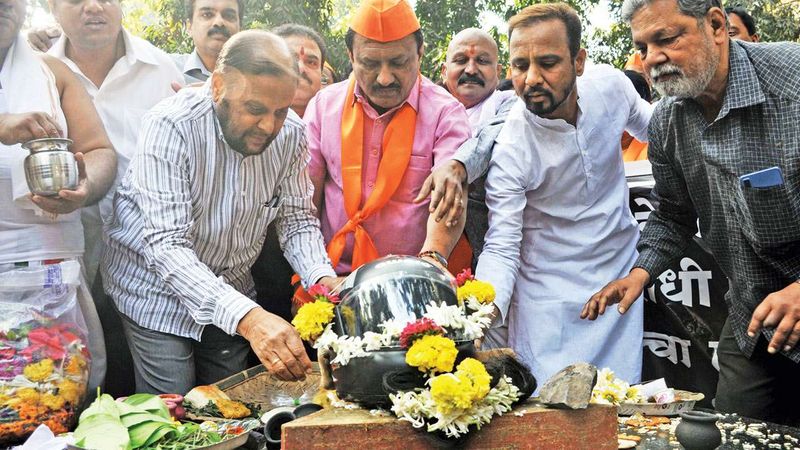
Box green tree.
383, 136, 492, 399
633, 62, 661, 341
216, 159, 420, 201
122, 0, 334, 55
591, 0, 800, 69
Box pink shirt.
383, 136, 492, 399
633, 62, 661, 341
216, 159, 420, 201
306, 76, 470, 273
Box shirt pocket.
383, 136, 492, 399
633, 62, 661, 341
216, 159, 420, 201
734, 182, 800, 247
391, 154, 432, 204
251, 199, 282, 248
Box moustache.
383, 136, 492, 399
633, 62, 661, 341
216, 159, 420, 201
650, 63, 684, 81
523, 86, 553, 100
371, 83, 401, 92
457, 73, 484, 86
207, 26, 231, 38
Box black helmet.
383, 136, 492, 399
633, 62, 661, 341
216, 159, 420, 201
331, 255, 475, 406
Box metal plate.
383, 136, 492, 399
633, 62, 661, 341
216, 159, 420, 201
617, 390, 705, 416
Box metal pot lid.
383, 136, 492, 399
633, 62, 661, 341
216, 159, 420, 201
22, 138, 73, 152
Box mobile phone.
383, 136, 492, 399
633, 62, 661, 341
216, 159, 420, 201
739, 167, 784, 189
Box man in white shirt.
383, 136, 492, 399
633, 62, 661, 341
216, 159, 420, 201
103, 31, 339, 394
44, 0, 183, 395
424, 3, 653, 385
441, 28, 515, 135
171, 0, 242, 84
0, 0, 116, 392
47, 0, 183, 286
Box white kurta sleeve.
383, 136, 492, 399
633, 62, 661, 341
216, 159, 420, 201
475, 140, 530, 325
618, 70, 653, 143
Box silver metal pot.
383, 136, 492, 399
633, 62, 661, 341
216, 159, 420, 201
22, 138, 78, 196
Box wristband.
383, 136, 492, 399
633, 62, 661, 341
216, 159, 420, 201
418, 250, 448, 268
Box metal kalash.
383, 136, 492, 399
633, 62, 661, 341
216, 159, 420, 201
330, 255, 476, 407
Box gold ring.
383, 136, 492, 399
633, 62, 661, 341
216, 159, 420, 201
271, 358, 281, 365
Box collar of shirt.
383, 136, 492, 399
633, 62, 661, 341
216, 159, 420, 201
718, 40, 767, 119
183, 49, 212, 81
50, 28, 160, 69
352, 76, 420, 119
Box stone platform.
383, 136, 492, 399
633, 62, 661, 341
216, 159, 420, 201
282, 400, 618, 449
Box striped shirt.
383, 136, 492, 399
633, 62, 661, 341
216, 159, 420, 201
102, 85, 335, 340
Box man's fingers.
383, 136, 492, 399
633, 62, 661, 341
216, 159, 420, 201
768, 316, 798, 354
781, 322, 800, 353
286, 333, 313, 373
580, 299, 597, 320
38, 113, 63, 138
617, 286, 641, 315
74, 152, 87, 179
269, 359, 293, 381
171, 81, 183, 93
434, 183, 457, 223
747, 302, 770, 337
429, 181, 444, 214
414, 174, 434, 204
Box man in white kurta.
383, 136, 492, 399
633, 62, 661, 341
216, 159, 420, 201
48, 0, 183, 286
475, 5, 652, 387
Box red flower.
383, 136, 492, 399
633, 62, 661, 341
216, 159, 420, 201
455, 268, 475, 287
307, 284, 340, 304
399, 318, 445, 348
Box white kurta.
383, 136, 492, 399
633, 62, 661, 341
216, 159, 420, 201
476, 65, 653, 388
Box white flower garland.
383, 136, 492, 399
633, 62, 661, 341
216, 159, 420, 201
314, 296, 495, 367
389, 375, 520, 438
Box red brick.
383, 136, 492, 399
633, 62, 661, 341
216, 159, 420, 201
282, 401, 618, 449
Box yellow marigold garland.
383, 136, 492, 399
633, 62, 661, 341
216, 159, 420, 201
455, 358, 491, 401
456, 279, 496, 305
430, 373, 473, 415
405, 335, 457, 374
23, 359, 55, 383
292, 300, 335, 341
429, 358, 492, 415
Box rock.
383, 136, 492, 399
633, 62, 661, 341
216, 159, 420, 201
538, 362, 598, 409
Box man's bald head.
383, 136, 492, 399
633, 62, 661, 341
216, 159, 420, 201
211, 30, 300, 156
446, 28, 498, 59
442, 28, 502, 109
216, 29, 298, 81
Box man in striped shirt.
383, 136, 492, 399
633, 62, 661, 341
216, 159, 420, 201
102, 30, 338, 394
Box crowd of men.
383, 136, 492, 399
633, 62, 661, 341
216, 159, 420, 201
1, 0, 798, 427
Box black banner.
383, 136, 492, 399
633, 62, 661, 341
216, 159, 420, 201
629, 186, 729, 408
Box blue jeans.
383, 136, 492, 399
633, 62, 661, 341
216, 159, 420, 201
119, 310, 250, 394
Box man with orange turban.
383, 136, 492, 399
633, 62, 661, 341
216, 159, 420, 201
304, 0, 472, 275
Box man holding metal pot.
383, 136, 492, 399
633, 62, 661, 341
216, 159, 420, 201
0, 0, 116, 393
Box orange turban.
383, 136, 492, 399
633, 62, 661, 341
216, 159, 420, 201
350, 0, 421, 43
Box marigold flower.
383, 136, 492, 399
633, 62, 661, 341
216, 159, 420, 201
15, 387, 40, 405
405, 335, 457, 374
41, 392, 66, 411
64, 354, 87, 376
399, 318, 444, 348
457, 279, 496, 305
57, 379, 83, 405
23, 359, 55, 382
429, 373, 473, 415
292, 301, 336, 341
455, 358, 491, 401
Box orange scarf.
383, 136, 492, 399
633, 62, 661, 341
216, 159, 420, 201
326, 76, 418, 270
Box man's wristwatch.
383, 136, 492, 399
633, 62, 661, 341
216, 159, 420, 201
418, 250, 448, 268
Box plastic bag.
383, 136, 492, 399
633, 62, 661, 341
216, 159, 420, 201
0, 261, 91, 445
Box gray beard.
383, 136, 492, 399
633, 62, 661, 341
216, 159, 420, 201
650, 39, 719, 99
